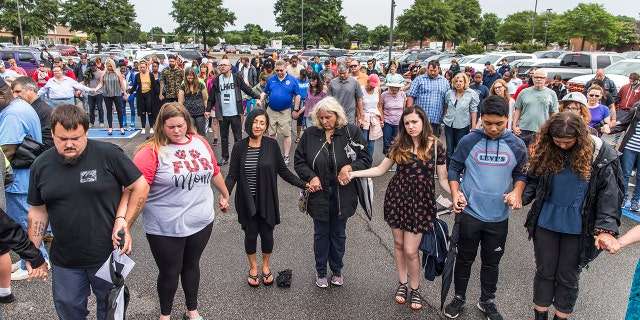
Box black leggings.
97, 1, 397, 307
243, 213, 274, 255
137, 92, 152, 129
103, 96, 123, 129
146, 223, 213, 316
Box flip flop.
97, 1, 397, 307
262, 271, 274, 286
248, 273, 260, 287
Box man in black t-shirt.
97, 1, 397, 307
26, 104, 149, 320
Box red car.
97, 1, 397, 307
53, 45, 78, 56
224, 45, 237, 54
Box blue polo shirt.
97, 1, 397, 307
264, 74, 300, 111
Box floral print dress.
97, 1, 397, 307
383, 141, 445, 234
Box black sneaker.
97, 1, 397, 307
217, 158, 228, 166
212, 138, 218, 146
444, 294, 466, 318
0, 293, 15, 303
477, 299, 503, 320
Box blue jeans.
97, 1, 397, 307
52, 264, 111, 320
360, 129, 376, 156
622, 149, 640, 201
445, 125, 470, 165
88, 94, 104, 125
313, 187, 347, 276
5, 192, 49, 270
49, 97, 75, 108
382, 122, 398, 155
121, 98, 136, 126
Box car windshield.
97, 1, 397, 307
604, 61, 640, 76
481, 54, 502, 64
459, 55, 484, 64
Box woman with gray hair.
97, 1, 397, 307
294, 96, 372, 288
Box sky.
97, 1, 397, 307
131, 0, 638, 33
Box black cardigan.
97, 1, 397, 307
207, 73, 260, 121
225, 137, 307, 228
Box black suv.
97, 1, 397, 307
175, 49, 203, 64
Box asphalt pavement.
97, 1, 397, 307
1, 119, 638, 319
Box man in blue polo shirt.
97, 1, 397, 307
260, 59, 300, 165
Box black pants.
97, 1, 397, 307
88, 94, 104, 124
219, 115, 242, 159
454, 213, 509, 302
146, 223, 213, 316
520, 130, 537, 149
191, 115, 207, 137
103, 96, 123, 129
533, 226, 582, 314
243, 213, 274, 255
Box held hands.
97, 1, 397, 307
452, 193, 467, 213
513, 126, 522, 136
601, 124, 611, 134
308, 177, 322, 192
595, 233, 620, 254
219, 195, 230, 213
338, 166, 353, 186
204, 112, 211, 119
159, 94, 164, 100
26, 261, 48, 281
111, 219, 132, 255
503, 191, 523, 210
256, 99, 263, 107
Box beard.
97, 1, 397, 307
57, 149, 84, 165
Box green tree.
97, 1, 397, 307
456, 43, 484, 55
497, 11, 535, 44
443, 0, 481, 46
549, 3, 618, 51
148, 27, 166, 43
348, 23, 370, 44
171, 0, 235, 51
396, 0, 455, 48
60, 0, 136, 52
477, 13, 501, 45
224, 33, 242, 45
0, 0, 59, 44
105, 21, 143, 44
274, 0, 347, 47
369, 25, 390, 47
603, 19, 639, 49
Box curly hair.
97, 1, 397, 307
388, 106, 436, 164
527, 112, 594, 180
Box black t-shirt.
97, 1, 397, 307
28, 140, 142, 268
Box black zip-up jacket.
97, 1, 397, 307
522, 137, 622, 268
294, 124, 372, 221
0, 208, 45, 269
610, 101, 640, 152
207, 73, 260, 121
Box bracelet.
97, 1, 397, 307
116, 216, 126, 221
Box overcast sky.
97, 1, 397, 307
131, 0, 637, 33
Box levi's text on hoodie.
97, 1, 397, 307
447, 128, 528, 222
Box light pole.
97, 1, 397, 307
531, 0, 538, 44
544, 8, 552, 48
388, 0, 396, 68
301, 0, 304, 49
16, 0, 24, 45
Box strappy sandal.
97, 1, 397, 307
410, 287, 423, 310
247, 273, 260, 287
394, 282, 408, 304
295, 137, 301, 143
262, 271, 274, 286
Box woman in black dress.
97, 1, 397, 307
349, 106, 450, 311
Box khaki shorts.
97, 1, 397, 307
266, 107, 292, 137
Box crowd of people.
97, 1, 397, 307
0, 48, 639, 320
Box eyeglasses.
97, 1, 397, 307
566, 107, 581, 112
494, 86, 504, 89
275, 69, 285, 72
589, 94, 601, 98
350, 64, 359, 67
218, 64, 229, 67
533, 76, 546, 79
12, 90, 22, 94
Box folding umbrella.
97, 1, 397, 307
440, 213, 461, 311
99, 231, 134, 320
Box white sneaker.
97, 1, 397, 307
141, 129, 146, 134
11, 268, 29, 281
149, 128, 154, 134
11, 261, 20, 272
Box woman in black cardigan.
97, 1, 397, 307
128, 60, 160, 134
225, 109, 309, 287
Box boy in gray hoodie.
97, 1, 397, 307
444, 95, 529, 320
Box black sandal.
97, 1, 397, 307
394, 282, 408, 304
247, 273, 260, 287
262, 271, 274, 286
410, 287, 423, 310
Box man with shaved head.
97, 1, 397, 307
512, 69, 559, 147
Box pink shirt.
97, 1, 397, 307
382, 90, 406, 125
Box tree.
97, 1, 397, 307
60, 0, 136, 52
603, 18, 639, 49
0, 0, 59, 44
396, 0, 455, 48
171, 0, 235, 51
443, 0, 481, 46
477, 13, 501, 45
274, 0, 347, 47
369, 25, 390, 47
148, 27, 165, 43
549, 3, 618, 51
348, 24, 370, 45
496, 10, 558, 45
105, 21, 143, 44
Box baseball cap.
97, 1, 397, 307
88, 60, 97, 67
484, 61, 491, 65
0, 78, 6, 89
201, 57, 208, 64
368, 74, 380, 87
54, 57, 63, 62
263, 60, 274, 69
560, 92, 588, 106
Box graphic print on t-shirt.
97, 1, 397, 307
172, 148, 213, 190
80, 170, 97, 183
473, 150, 510, 166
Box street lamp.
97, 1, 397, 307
301, 0, 304, 49
16, 0, 24, 45
388, 0, 396, 68
531, 0, 538, 44
544, 9, 552, 48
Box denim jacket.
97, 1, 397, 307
442, 88, 479, 129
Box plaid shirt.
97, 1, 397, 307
406, 74, 449, 124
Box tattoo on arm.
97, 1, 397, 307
29, 219, 47, 237
128, 196, 145, 227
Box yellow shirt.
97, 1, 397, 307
141, 73, 151, 93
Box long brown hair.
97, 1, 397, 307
135, 102, 197, 154
527, 112, 594, 180
183, 67, 199, 95
388, 106, 435, 164
490, 79, 511, 102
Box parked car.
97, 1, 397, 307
533, 50, 568, 59
326, 48, 348, 57
263, 48, 279, 59
299, 50, 331, 61
89, 52, 128, 64
175, 49, 203, 64
390, 51, 440, 73
621, 51, 640, 59
224, 45, 237, 54
52, 44, 78, 56
566, 59, 640, 93
0, 48, 40, 76
466, 52, 538, 75
237, 45, 251, 54
212, 45, 222, 52
538, 51, 626, 81
512, 58, 562, 79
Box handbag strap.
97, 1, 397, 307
433, 139, 437, 186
